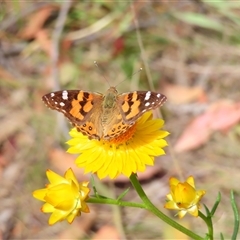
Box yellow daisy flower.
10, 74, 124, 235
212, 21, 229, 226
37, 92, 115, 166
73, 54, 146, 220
33, 168, 90, 225
67, 111, 169, 179
164, 176, 206, 219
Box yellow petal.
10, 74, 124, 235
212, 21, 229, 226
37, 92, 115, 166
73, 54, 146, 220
67, 111, 169, 179
33, 168, 90, 225
33, 189, 48, 201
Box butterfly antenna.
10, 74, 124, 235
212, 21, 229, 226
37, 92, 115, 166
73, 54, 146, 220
94, 61, 111, 86
115, 67, 143, 88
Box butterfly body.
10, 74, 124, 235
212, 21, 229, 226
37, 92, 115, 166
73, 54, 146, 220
42, 87, 167, 141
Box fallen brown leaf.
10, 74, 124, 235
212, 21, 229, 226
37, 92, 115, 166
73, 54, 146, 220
208, 100, 240, 131
35, 29, 52, 57
174, 100, 240, 152
162, 83, 206, 104
19, 5, 58, 39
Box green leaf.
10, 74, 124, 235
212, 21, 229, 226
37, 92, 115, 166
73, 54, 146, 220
90, 175, 99, 198
202, 0, 240, 10
220, 232, 224, 240
117, 187, 130, 201
231, 191, 239, 240
201, 0, 240, 26
211, 192, 221, 215
203, 204, 211, 217
173, 12, 223, 31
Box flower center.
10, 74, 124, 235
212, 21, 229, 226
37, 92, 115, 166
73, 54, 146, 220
107, 123, 137, 145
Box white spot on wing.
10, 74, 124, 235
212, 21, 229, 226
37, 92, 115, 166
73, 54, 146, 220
145, 102, 150, 106
51, 92, 55, 97
60, 102, 65, 106
144, 91, 151, 101
54, 101, 58, 105
157, 93, 161, 98
62, 90, 68, 100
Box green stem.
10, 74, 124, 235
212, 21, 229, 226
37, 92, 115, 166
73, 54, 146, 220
87, 197, 146, 209
129, 173, 204, 240
198, 211, 213, 240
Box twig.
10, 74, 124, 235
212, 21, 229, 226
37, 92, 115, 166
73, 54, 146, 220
51, 0, 72, 91
51, 0, 72, 139
0, 2, 49, 31
130, 2, 154, 91
0, 41, 22, 78
68, 18, 156, 45
65, 13, 117, 41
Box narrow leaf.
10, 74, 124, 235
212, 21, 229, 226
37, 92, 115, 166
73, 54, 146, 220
117, 187, 130, 201
203, 0, 240, 9
203, 204, 211, 217
211, 192, 221, 215
220, 232, 224, 240
174, 12, 223, 31
231, 191, 239, 240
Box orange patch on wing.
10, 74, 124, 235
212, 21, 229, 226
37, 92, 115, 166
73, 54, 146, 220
83, 100, 93, 112
131, 92, 138, 101
77, 91, 84, 101
125, 100, 141, 120
87, 93, 94, 100
70, 99, 84, 120
122, 101, 130, 113
123, 94, 130, 101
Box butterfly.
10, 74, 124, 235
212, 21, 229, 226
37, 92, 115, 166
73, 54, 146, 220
42, 86, 167, 141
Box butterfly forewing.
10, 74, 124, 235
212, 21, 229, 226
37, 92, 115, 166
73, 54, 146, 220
118, 91, 167, 123
42, 90, 103, 125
